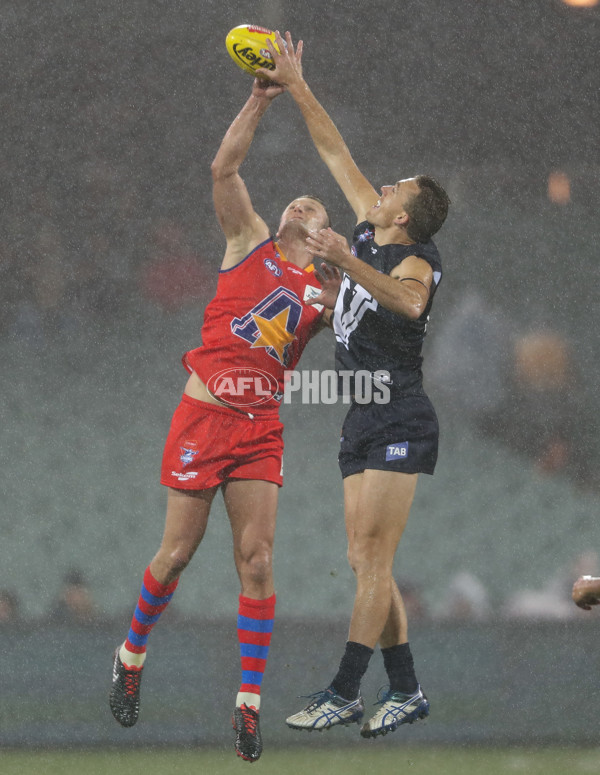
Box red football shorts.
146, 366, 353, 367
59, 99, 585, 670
160, 394, 284, 490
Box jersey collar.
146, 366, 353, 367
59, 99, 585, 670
274, 241, 315, 273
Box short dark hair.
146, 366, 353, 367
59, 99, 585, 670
405, 176, 450, 243
297, 194, 332, 229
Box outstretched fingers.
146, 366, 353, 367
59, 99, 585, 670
257, 30, 303, 85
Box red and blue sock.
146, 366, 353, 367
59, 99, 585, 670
120, 566, 179, 669
236, 593, 276, 710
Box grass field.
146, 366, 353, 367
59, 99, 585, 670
1, 747, 600, 775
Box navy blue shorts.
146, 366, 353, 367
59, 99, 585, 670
338, 392, 439, 478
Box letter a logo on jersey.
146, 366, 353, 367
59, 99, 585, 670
231, 287, 302, 365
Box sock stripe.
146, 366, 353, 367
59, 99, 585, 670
143, 568, 179, 598
237, 615, 274, 633
238, 607, 276, 619
239, 646, 269, 680
241, 656, 267, 671
123, 641, 146, 655
124, 567, 179, 655
127, 629, 150, 648
240, 670, 266, 686
240, 643, 270, 659
129, 618, 157, 637
238, 593, 276, 616
237, 630, 272, 646
140, 586, 175, 608
137, 596, 171, 616
239, 683, 261, 694
133, 606, 163, 626
236, 594, 275, 700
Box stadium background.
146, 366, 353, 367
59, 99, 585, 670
1, 0, 599, 753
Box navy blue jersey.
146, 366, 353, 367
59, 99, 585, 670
333, 221, 442, 382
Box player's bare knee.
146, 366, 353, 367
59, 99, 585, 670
163, 548, 194, 577
347, 533, 374, 564
348, 539, 392, 577
238, 548, 273, 586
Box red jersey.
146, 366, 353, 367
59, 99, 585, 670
184, 238, 323, 410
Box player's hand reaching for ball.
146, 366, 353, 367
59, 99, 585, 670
307, 263, 342, 311
252, 77, 285, 101
306, 228, 354, 271
257, 31, 304, 89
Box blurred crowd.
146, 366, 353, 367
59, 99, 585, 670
0, 177, 214, 346
402, 549, 600, 623
427, 290, 600, 494
0, 567, 98, 626
2, 553, 598, 627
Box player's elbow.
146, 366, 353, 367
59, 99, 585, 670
210, 157, 237, 183
210, 155, 221, 178
391, 297, 424, 320
394, 285, 429, 320
404, 302, 425, 321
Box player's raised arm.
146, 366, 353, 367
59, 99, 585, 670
259, 32, 378, 223
211, 78, 284, 269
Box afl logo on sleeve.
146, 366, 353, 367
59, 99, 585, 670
263, 258, 283, 277
231, 287, 303, 365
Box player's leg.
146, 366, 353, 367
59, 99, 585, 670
150, 486, 217, 584
380, 578, 408, 647
321, 470, 415, 700
224, 478, 278, 705
110, 486, 217, 727
345, 469, 417, 647
379, 578, 420, 690
223, 478, 278, 762
286, 469, 420, 732
284, 472, 377, 732
344, 470, 429, 737
223, 477, 278, 600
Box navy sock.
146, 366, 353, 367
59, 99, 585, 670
381, 642, 419, 694
330, 641, 373, 700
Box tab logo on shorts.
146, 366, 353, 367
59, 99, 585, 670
386, 442, 409, 461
